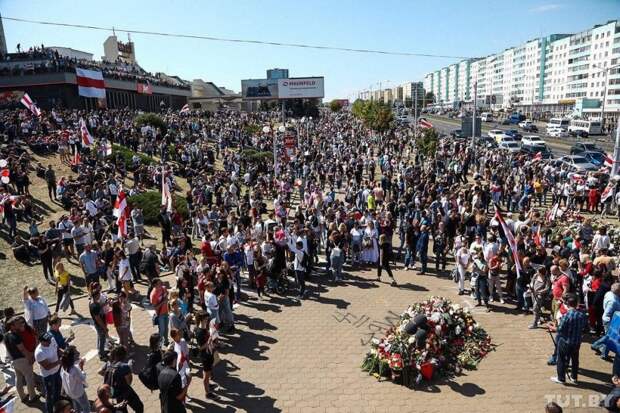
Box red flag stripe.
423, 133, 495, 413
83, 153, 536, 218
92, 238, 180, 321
76, 77, 105, 89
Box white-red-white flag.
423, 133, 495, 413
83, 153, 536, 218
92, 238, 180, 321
161, 171, 173, 212
601, 183, 614, 203
180, 103, 190, 114
418, 118, 433, 129
20, 93, 41, 117
0, 397, 15, 413
79, 118, 94, 146
114, 190, 129, 239
71, 151, 81, 166
534, 152, 542, 161
605, 155, 614, 168
76, 67, 106, 98
494, 204, 521, 278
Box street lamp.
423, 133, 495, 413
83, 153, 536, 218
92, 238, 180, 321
592, 63, 620, 133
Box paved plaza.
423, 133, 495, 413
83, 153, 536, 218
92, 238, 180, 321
2, 255, 614, 413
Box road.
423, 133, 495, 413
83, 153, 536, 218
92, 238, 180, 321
423, 115, 614, 157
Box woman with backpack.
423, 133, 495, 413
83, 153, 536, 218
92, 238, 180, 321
60, 345, 90, 413
138, 333, 162, 393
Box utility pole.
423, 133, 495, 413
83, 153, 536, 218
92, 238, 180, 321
471, 80, 477, 152
612, 117, 620, 177
414, 86, 418, 138
601, 69, 608, 133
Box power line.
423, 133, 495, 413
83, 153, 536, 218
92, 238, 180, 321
2, 16, 470, 60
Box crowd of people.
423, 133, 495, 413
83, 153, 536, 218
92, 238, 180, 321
0, 44, 190, 90
0, 102, 620, 412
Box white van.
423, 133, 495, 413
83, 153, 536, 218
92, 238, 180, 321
480, 112, 493, 122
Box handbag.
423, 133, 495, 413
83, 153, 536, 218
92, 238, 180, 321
152, 313, 159, 326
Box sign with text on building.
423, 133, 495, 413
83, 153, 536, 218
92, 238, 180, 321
277, 77, 324, 99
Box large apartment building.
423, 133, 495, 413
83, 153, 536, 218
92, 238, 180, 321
423, 19, 620, 126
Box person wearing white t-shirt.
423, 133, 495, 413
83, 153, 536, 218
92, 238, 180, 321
35, 333, 61, 413
455, 245, 471, 295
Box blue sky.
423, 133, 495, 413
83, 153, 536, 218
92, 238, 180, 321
2, 0, 619, 100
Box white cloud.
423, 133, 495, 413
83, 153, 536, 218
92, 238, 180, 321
529, 3, 563, 12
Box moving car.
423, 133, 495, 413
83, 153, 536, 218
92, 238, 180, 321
521, 144, 553, 159
570, 142, 606, 156
558, 155, 598, 172
504, 129, 523, 141
518, 120, 533, 129
488, 129, 506, 142
450, 129, 466, 139
522, 124, 539, 133
480, 112, 493, 122
521, 135, 546, 147
580, 151, 606, 167
547, 127, 569, 138
568, 129, 589, 138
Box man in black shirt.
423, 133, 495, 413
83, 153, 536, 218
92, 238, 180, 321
158, 351, 190, 413
89, 289, 108, 361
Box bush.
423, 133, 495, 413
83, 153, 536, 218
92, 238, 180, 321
351, 99, 393, 132
134, 113, 167, 135
112, 145, 155, 168
240, 148, 272, 163
329, 100, 344, 113
128, 191, 188, 225
243, 124, 261, 136
417, 128, 438, 157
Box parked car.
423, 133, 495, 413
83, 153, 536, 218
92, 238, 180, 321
521, 144, 553, 159
488, 129, 505, 141
547, 127, 569, 138
450, 129, 465, 139
558, 155, 598, 172
570, 142, 606, 156
521, 135, 546, 147
504, 129, 523, 141
518, 120, 533, 129
501, 119, 511, 125
498, 141, 521, 153
580, 151, 606, 167
522, 124, 539, 132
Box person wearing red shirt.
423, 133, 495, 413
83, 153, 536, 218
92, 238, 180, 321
150, 278, 169, 346
551, 265, 570, 317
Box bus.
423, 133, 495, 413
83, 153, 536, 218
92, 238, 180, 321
568, 119, 602, 135
546, 117, 570, 132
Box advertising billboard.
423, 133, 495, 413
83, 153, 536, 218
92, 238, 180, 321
241, 79, 279, 99
277, 77, 324, 99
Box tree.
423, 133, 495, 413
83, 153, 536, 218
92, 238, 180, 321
424, 92, 435, 106
416, 128, 438, 157
134, 113, 167, 134
351, 99, 393, 132
329, 99, 344, 113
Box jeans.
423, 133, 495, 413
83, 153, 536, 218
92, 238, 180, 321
95, 326, 107, 358
157, 313, 169, 345
331, 256, 344, 280
418, 251, 428, 273
72, 391, 91, 413
404, 246, 416, 268
295, 270, 306, 296
41, 256, 54, 282
592, 333, 609, 358
516, 284, 528, 310
475, 276, 489, 305
43, 371, 61, 413
557, 340, 580, 382
129, 252, 141, 281
233, 270, 242, 301
435, 250, 446, 271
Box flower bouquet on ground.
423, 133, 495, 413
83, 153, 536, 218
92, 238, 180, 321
361, 296, 495, 388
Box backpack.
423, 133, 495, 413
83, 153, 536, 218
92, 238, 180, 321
138, 357, 159, 391
103, 363, 121, 397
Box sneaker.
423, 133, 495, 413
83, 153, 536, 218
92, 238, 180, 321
500, 299, 505, 304
391, 280, 397, 286
528, 323, 538, 329
458, 290, 464, 296
489, 298, 495, 303
567, 377, 577, 385
550, 376, 566, 385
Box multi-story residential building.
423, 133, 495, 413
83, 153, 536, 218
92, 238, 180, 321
421, 19, 620, 128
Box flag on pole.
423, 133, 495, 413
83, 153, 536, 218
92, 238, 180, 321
71, 151, 81, 166
79, 118, 94, 146
51, 109, 63, 124
76, 67, 106, 98
180, 103, 190, 114
103, 141, 112, 157
494, 204, 521, 278
114, 190, 128, 239
20, 93, 41, 117
546, 203, 560, 223
533, 225, 541, 247
418, 118, 433, 129
601, 183, 614, 203
161, 171, 173, 212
